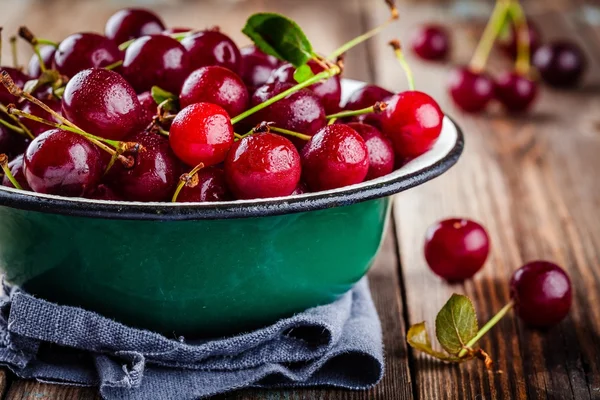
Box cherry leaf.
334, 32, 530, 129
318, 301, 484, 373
293, 64, 315, 83
151, 86, 177, 112
435, 294, 479, 355
407, 322, 462, 362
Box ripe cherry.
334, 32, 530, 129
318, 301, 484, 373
122, 35, 191, 94
447, 66, 494, 113
105, 8, 165, 44
137, 91, 157, 127
424, 218, 490, 282
23, 129, 104, 197
240, 45, 281, 91
533, 41, 587, 88
2, 154, 31, 190
291, 182, 308, 195
179, 66, 249, 117
62, 68, 142, 140
175, 167, 232, 202
0, 124, 28, 158
225, 133, 300, 199
181, 30, 241, 74
27, 45, 56, 78
53, 32, 122, 78
510, 261, 572, 328
344, 84, 393, 129
494, 72, 538, 112
347, 122, 394, 180
381, 90, 443, 159
301, 124, 369, 191
410, 24, 450, 61
498, 21, 541, 60
0, 68, 29, 105
169, 102, 234, 167
19, 99, 62, 137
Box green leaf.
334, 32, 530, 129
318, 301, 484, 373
151, 86, 177, 112
435, 294, 479, 355
293, 64, 315, 83
407, 322, 462, 362
242, 13, 314, 68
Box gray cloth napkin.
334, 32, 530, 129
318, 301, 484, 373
0, 278, 383, 399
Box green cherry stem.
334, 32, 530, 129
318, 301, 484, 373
458, 300, 515, 358
0, 154, 23, 190
0, 118, 25, 135
0, 104, 34, 140
508, 1, 531, 75
326, 101, 387, 120
469, 0, 511, 73
105, 60, 124, 71
10, 36, 19, 69
269, 126, 312, 141
328, 117, 338, 125
389, 39, 415, 91
172, 163, 205, 202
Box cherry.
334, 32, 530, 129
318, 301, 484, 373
179, 66, 249, 117
62, 68, 142, 140
137, 91, 157, 127
107, 131, 180, 202
498, 21, 541, 60
27, 45, 56, 78
533, 41, 587, 88
0, 124, 28, 158
23, 129, 104, 197
169, 102, 234, 167
494, 72, 538, 112
0, 68, 29, 105
53, 32, 122, 78
510, 261, 572, 328
105, 8, 165, 45
239, 45, 281, 91
181, 30, 241, 74
86, 184, 123, 201
225, 133, 301, 199
344, 84, 393, 129
291, 182, 308, 195
424, 218, 490, 282
347, 122, 394, 180
19, 99, 62, 137
2, 154, 30, 190
175, 166, 232, 202
447, 66, 494, 113
267, 60, 342, 114
410, 24, 450, 61
381, 90, 443, 159
301, 124, 369, 191
122, 35, 191, 94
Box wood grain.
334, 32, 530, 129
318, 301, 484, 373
4, 381, 100, 400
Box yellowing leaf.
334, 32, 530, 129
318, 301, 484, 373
407, 322, 461, 362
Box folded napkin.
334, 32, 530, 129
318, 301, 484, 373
0, 278, 383, 399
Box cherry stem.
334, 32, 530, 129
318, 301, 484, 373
18, 26, 58, 48
328, 117, 338, 125
230, 65, 342, 125
389, 39, 415, 91
508, 1, 531, 75
10, 36, 18, 69
270, 126, 312, 141
157, 126, 170, 137
0, 154, 23, 190
458, 300, 515, 358
469, 0, 511, 73
0, 118, 25, 135
0, 103, 34, 140
172, 162, 204, 202
105, 60, 124, 71
326, 101, 387, 120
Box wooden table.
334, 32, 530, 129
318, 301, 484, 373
1, 0, 599, 398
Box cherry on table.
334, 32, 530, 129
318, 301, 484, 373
510, 261, 572, 328
1, 154, 31, 190
410, 24, 450, 61
347, 122, 394, 180
239, 45, 281, 92
53, 32, 122, 78
533, 41, 587, 88
105, 8, 165, 44
0, 124, 28, 158
424, 218, 490, 282
181, 29, 242, 74
27, 45, 56, 78
0, 67, 29, 105
447, 66, 494, 113
494, 72, 538, 112
344, 84, 393, 129
175, 166, 232, 202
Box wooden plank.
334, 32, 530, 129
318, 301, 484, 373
4, 381, 100, 400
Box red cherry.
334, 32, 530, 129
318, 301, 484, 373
533, 41, 587, 88
225, 133, 301, 199
291, 182, 308, 195
301, 124, 369, 191
381, 90, 443, 159
27, 45, 56, 78
0, 68, 29, 105
2, 154, 31, 190
410, 24, 450, 61
498, 21, 541, 59
175, 167, 232, 202
448, 66, 494, 113
19, 99, 62, 137
179, 66, 249, 117
424, 218, 490, 282
62, 68, 142, 140
169, 102, 234, 167
181, 30, 241, 74
240, 45, 281, 91
494, 72, 538, 112
137, 91, 157, 127
105, 8, 165, 44
510, 261, 572, 328
0, 124, 28, 158
347, 122, 394, 180
344, 84, 393, 129
53, 32, 122, 78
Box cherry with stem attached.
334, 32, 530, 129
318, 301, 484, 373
172, 163, 205, 202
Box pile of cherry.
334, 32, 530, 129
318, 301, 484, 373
0, 6, 443, 203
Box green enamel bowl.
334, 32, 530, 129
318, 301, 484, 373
0, 80, 463, 338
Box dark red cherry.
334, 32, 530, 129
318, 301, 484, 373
0, 124, 28, 158
344, 84, 393, 129
347, 122, 394, 180
498, 21, 541, 59
494, 72, 538, 112
62, 68, 142, 140
291, 182, 308, 195
169, 102, 234, 167
20, 99, 62, 137
176, 166, 231, 202
179, 66, 249, 117
0, 68, 29, 105
86, 184, 123, 201
181, 30, 241, 74
137, 91, 157, 127
381, 90, 443, 159
108, 131, 180, 202
424, 218, 490, 282
533, 41, 587, 88
410, 24, 450, 61
27, 45, 56, 78
448, 67, 494, 113
2, 154, 30, 190
105, 8, 165, 44
510, 261, 572, 328
23, 129, 104, 196
225, 133, 301, 199
301, 124, 369, 191
240, 45, 281, 91
53, 32, 122, 78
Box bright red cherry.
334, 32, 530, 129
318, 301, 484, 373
53, 32, 122, 78
494, 72, 538, 112
62, 68, 142, 140
239, 45, 281, 91
424, 218, 490, 282
533, 41, 587, 88
344, 84, 393, 129
301, 124, 369, 192
498, 21, 541, 59
175, 167, 232, 202
2, 154, 31, 190
20, 100, 62, 137
381, 90, 443, 159
179, 66, 249, 117
181, 30, 241, 74
137, 91, 157, 127
225, 133, 300, 199
169, 102, 234, 167
347, 122, 394, 180
410, 24, 450, 61
510, 261, 572, 328
105, 8, 165, 44
448, 67, 494, 113
0, 68, 29, 105
27, 45, 56, 78
23, 129, 104, 197
0, 124, 28, 158
122, 35, 191, 94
